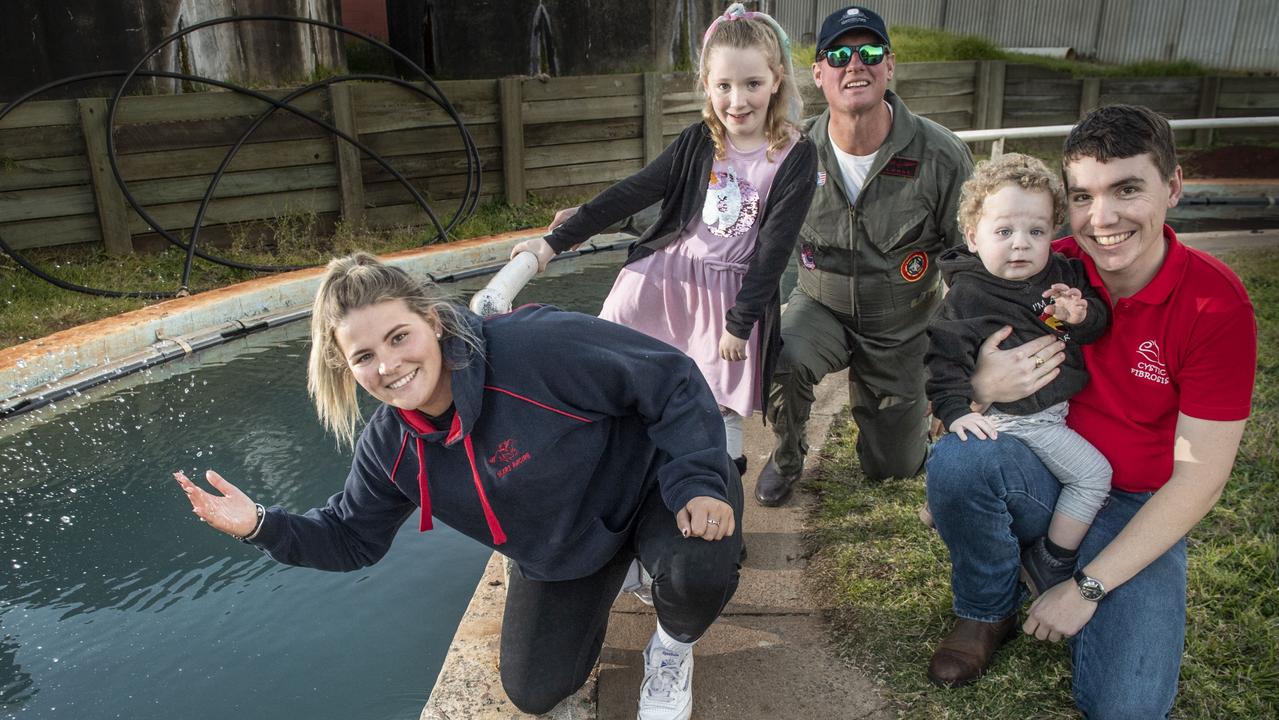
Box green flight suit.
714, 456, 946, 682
766, 91, 973, 480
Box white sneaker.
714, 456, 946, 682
637, 632, 693, 720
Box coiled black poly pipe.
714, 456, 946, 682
0, 15, 480, 298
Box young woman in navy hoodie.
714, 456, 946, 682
174, 252, 741, 720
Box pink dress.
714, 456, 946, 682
599, 136, 797, 416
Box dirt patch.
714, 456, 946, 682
1181, 145, 1279, 179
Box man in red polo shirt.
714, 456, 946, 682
923, 105, 1256, 718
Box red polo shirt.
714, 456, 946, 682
1055, 226, 1256, 493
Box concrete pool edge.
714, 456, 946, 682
0, 229, 634, 415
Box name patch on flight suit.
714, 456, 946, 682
900, 251, 928, 281
882, 157, 920, 179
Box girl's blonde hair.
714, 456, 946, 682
307, 252, 480, 447
698, 4, 802, 161
957, 153, 1068, 236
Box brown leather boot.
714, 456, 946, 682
926, 615, 1018, 687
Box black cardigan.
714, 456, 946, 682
545, 122, 818, 406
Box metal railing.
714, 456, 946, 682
955, 116, 1279, 159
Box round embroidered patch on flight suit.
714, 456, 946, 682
900, 251, 928, 282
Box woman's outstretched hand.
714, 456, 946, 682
174, 469, 258, 538
677, 496, 735, 541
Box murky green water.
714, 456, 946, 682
0, 251, 625, 720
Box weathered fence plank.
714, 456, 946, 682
1216, 92, 1279, 110
109, 90, 329, 125
0, 99, 78, 130
1080, 77, 1101, 117
924, 110, 974, 131
0, 214, 99, 250
643, 72, 665, 166
361, 147, 501, 183
112, 112, 331, 154
329, 83, 366, 230
662, 112, 702, 135
1002, 78, 1081, 97
523, 95, 643, 124
126, 188, 341, 233
353, 80, 498, 109
364, 173, 504, 206
525, 159, 642, 190
0, 155, 90, 192
525, 118, 642, 147
895, 76, 976, 98
527, 139, 643, 170
0, 183, 96, 223
499, 77, 525, 206
1197, 76, 1221, 146
360, 123, 502, 156
127, 165, 338, 207
116, 138, 334, 180
78, 99, 132, 254
521, 74, 642, 101
0, 125, 85, 161
899, 94, 974, 116
1096, 93, 1199, 112
353, 100, 499, 135
895, 61, 978, 81
1219, 77, 1279, 94
1102, 78, 1201, 95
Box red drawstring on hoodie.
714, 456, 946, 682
389, 432, 432, 532
394, 409, 506, 545
462, 435, 508, 545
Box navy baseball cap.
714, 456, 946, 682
815, 6, 891, 56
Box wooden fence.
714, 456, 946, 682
2, 63, 1277, 254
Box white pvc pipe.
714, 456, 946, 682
468, 251, 540, 317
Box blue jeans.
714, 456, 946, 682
926, 434, 1188, 720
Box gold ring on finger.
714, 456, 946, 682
1034, 355, 1045, 368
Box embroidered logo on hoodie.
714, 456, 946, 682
488, 439, 531, 477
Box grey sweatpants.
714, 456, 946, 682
988, 402, 1112, 526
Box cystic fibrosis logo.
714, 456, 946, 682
1131, 340, 1170, 385
1136, 340, 1164, 366
487, 438, 531, 477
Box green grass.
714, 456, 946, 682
793, 25, 1215, 78
805, 248, 1279, 718
0, 195, 576, 349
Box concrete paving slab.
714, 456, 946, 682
597, 612, 891, 720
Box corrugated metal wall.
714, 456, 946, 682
771, 0, 1279, 71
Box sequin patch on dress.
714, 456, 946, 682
702, 165, 759, 238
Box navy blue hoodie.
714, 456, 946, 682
249, 304, 734, 581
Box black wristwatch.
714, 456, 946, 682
1073, 568, 1107, 602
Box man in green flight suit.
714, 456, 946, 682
757, 6, 974, 505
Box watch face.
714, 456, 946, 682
1078, 577, 1106, 601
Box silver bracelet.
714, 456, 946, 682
236, 503, 266, 543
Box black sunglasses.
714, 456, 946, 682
819, 43, 889, 67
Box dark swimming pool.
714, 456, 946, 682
0, 250, 626, 720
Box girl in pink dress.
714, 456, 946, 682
515, 3, 817, 473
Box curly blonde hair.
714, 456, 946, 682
307, 252, 480, 447
957, 153, 1067, 236
698, 10, 802, 161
